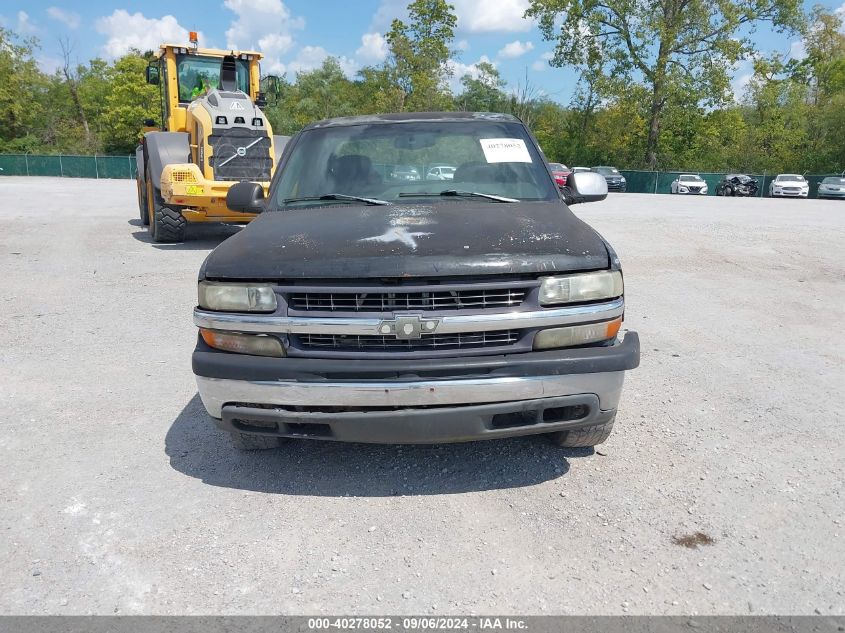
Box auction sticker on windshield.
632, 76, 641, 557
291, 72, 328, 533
480, 138, 532, 163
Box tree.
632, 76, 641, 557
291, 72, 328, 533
527, 0, 803, 169
59, 38, 92, 147
455, 62, 506, 112
100, 52, 160, 153
0, 28, 46, 152
385, 0, 457, 111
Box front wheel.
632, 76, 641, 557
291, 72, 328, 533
153, 205, 187, 243
548, 416, 615, 447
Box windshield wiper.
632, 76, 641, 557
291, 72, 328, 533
398, 190, 519, 203
283, 193, 390, 206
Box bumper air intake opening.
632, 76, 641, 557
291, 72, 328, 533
542, 404, 589, 423
283, 422, 333, 438
491, 410, 539, 429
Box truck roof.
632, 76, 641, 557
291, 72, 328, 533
304, 112, 521, 130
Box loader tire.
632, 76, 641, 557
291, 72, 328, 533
548, 417, 615, 448
145, 165, 160, 237
153, 205, 187, 243
137, 178, 149, 225
230, 432, 285, 451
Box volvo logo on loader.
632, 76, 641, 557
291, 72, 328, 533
377, 316, 440, 340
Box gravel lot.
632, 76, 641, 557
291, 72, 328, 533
1, 176, 843, 616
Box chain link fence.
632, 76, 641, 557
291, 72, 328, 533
0, 154, 137, 179
620, 169, 844, 199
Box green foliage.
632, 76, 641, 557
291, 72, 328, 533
527, 0, 803, 168
385, 0, 457, 111
99, 53, 161, 153
456, 62, 507, 112
0, 0, 843, 176
0, 28, 47, 152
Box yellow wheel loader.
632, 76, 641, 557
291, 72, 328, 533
135, 34, 289, 242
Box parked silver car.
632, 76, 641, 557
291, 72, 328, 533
817, 176, 845, 199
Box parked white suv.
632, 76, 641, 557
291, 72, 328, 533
770, 174, 809, 198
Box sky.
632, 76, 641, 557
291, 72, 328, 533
2, 0, 844, 104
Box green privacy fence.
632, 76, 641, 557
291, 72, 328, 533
619, 169, 844, 199
0, 154, 137, 179
2, 155, 842, 199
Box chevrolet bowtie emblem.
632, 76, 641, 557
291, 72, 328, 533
377, 315, 440, 339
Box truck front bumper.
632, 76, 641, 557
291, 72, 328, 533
192, 332, 640, 444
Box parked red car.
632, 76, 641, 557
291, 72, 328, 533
548, 163, 571, 187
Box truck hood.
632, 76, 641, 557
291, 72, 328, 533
202, 200, 609, 280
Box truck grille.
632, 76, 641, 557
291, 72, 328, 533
289, 287, 529, 312
297, 330, 519, 352
209, 129, 272, 182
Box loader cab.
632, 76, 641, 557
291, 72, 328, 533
147, 44, 263, 133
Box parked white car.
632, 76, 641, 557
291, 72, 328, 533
769, 174, 809, 197
426, 165, 456, 180
670, 174, 708, 195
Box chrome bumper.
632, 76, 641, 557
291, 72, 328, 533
196, 371, 625, 419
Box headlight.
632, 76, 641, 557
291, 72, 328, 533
198, 281, 277, 312
200, 329, 286, 357
534, 318, 622, 350
538, 271, 623, 305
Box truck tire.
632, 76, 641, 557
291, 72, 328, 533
153, 205, 187, 243
229, 432, 285, 451
548, 417, 615, 447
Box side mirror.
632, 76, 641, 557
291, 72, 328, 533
567, 171, 608, 204
255, 92, 267, 108
226, 181, 265, 213
145, 64, 160, 85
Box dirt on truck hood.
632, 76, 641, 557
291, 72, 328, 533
201, 200, 610, 279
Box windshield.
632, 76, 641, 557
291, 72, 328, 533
176, 54, 250, 102
271, 120, 559, 207
680, 175, 703, 182
548, 163, 567, 171
822, 177, 845, 184
594, 167, 619, 175
777, 174, 804, 181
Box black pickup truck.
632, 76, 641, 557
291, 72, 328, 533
192, 112, 640, 450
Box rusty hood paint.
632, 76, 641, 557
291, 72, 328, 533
201, 200, 609, 280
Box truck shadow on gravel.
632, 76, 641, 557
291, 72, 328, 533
129, 219, 242, 250
165, 394, 592, 496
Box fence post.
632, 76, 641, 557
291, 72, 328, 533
128, 155, 133, 179
760, 171, 765, 198
653, 170, 658, 194
25, 153, 29, 176
94, 154, 99, 179
59, 154, 63, 177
